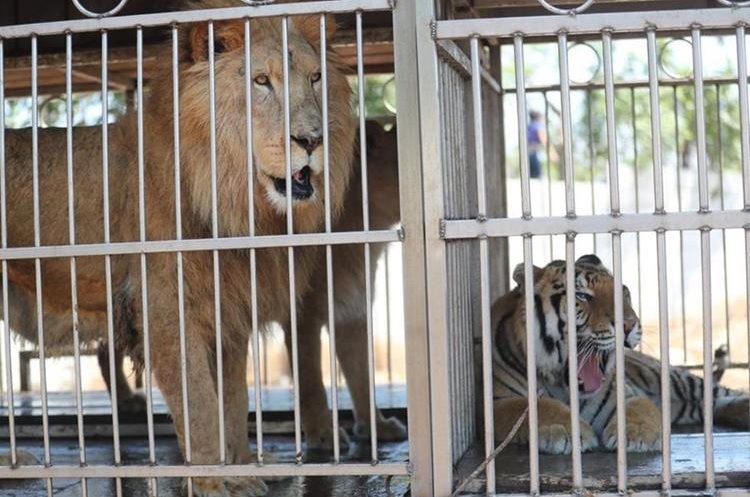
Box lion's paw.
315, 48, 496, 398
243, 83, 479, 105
0, 449, 40, 466
352, 416, 407, 442
537, 420, 597, 454
190, 476, 267, 497
117, 391, 147, 414
305, 425, 352, 452
225, 476, 269, 497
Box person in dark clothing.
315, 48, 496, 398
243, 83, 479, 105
527, 110, 546, 179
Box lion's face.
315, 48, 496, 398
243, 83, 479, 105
180, 15, 354, 228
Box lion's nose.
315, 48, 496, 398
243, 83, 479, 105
291, 133, 322, 155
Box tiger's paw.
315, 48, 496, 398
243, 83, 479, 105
603, 397, 661, 452
537, 420, 598, 454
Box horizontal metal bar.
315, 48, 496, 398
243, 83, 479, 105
435, 7, 750, 40
0, 462, 410, 479
503, 75, 750, 95
488, 490, 750, 497
0, 229, 402, 260
0, 0, 391, 40
443, 210, 750, 239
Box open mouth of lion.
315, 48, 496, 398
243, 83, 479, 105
577, 349, 609, 394
272, 166, 313, 200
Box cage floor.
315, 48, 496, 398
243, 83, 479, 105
0, 386, 410, 495
0, 436, 410, 497
454, 430, 750, 494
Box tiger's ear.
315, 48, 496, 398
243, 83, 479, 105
292, 14, 337, 45
576, 254, 603, 267
512, 263, 543, 288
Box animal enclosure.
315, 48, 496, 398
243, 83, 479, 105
0, 1, 749, 497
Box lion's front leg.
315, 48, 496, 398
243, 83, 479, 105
284, 318, 351, 452
147, 273, 266, 497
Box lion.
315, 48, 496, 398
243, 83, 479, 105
289, 121, 407, 449
1, 3, 355, 496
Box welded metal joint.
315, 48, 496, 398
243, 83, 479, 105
477, 214, 488, 223
566, 231, 576, 242
430, 20, 437, 40
398, 226, 406, 241
438, 219, 446, 239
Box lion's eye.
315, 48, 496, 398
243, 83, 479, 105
575, 292, 592, 302
254, 74, 270, 86
311, 71, 322, 83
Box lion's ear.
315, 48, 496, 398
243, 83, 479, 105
186, 22, 210, 63
292, 14, 337, 45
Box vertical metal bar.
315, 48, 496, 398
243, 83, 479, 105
471, 36, 496, 494
31, 37, 53, 494
612, 233, 627, 493
602, 30, 619, 214
65, 33, 88, 496
656, 229, 671, 491
100, 32, 122, 497
648, 29, 671, 489
514, 32, 542, 496
136, 28, 157, 492
281, 16, 303, 461
565, 235, 582, 490
384, 248, 393, 386
522, 236, 540, 495
647, 29, 664, 213
738, 26, 750, 426
172, 26, 193, 489
319, 14, 340, 462
0, 36, 18, 469
558, 31, 575, 216
356, 11, 378, 461
715, 84, 731, 358
586, 89, 597, 252
700, 228, 715, 489
738, 25, 750, 209
408, 0, 448, 491
673, 86, 688, 363
693, 28, 715, 487
244, 17, 264, 464
207, 20, 226, 464
629, 89, 642, 320
543, 92, 554, 258
513, 35, 531, 218
692, 27, 709, 212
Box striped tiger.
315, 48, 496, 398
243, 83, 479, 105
492, 254, 749, 454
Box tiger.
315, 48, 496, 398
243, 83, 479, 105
492, 254, 749, 454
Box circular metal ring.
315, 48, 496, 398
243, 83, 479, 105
535, 0, 595, 15
658, 37, 694, 80
715, 0, 750, 7
567, 41, 601, 84
39, 95, 67, 128
71, 0, 130, 18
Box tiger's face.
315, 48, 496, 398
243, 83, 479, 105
512, 254, 641, 397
